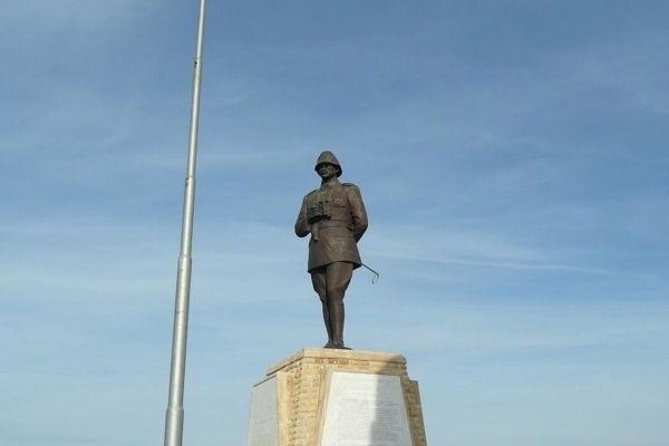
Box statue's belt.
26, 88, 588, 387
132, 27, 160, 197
314, 220, 351, 229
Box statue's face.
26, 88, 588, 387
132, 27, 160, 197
317, 163, 338, 180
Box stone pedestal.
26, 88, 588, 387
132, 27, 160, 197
247, 348, 427, 446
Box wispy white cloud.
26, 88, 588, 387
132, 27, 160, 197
550, 29, 669, 114
362, 297, 669, 354
364, 224, 646, 277
0, 0, 159, 30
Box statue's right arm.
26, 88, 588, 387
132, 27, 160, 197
295, 196, 310, 238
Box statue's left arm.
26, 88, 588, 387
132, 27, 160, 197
346, 184, 368, 242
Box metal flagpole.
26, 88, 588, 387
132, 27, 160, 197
164, 1, 207, 446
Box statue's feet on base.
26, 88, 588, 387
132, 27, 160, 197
324, 341, 352, 350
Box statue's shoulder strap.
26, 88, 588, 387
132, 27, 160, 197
342, 183, 361, 193
304, 189, 321, 205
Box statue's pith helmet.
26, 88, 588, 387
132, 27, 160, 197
315, 150, 342, 177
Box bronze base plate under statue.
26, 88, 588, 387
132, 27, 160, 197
247, 348, 427, 446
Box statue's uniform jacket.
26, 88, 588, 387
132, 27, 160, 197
295, 182, 368, 272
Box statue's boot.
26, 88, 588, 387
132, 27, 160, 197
321, 299, 335, 348
330, 299, 350, 350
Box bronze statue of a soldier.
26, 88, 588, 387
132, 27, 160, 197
295, 151, 368, 349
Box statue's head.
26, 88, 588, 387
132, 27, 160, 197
314, 150, 342, 177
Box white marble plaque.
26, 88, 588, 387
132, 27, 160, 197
247, 376, 278, 446
320, 372, 412, 446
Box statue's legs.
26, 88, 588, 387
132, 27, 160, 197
311, 267, 334, 348
311, 270, 332, 346
311, 262, 352, 349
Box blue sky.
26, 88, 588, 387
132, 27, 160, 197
2, 1, 668, 445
